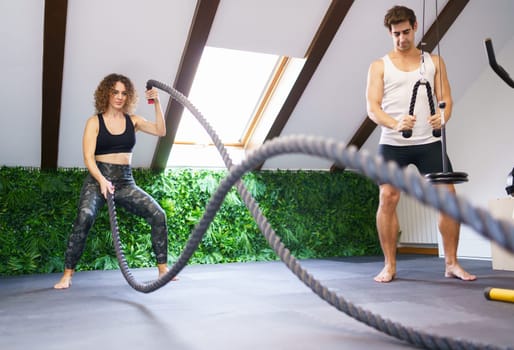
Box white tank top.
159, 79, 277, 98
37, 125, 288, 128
379, 52, 439, 146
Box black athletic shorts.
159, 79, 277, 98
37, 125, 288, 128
378, 141, 453, 175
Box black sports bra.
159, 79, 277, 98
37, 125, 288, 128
94, 113, 136, 155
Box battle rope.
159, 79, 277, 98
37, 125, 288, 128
105, 79, 514, 350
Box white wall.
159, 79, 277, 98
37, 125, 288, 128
445, 36, 514, 259
0, 0, 44, 167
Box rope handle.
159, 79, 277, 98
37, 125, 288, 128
402, 79, 441, 138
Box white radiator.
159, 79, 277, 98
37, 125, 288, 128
397, 194, 439, 245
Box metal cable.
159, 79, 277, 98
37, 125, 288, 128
105, 79, 514, 350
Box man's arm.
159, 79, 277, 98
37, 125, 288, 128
366, 59, 413, 131
433, 54, 453, 123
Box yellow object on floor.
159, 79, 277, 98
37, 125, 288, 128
484, 287, 514, 303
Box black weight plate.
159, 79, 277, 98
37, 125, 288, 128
425, 172, 468, 179
426, 176, 469, 184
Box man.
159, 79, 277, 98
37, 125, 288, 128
366, 5, 476, 283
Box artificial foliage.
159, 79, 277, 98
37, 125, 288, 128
0, 167, 380, 276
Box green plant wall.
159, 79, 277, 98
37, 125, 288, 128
0, 167, 380, 276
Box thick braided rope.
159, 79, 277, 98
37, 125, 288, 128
106, 79, 514, 349
213, 135, 514, 350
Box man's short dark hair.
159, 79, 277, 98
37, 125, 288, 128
384, 5, 417, 30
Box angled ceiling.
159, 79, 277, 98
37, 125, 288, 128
1, 0, 514, 170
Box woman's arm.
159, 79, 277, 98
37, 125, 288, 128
82, 116, 113, 197
133, 88, 166, 136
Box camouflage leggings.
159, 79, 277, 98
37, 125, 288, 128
64, 162, 168, 269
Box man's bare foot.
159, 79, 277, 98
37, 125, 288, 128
445, 264, 477, 281
374, 266, 396, 283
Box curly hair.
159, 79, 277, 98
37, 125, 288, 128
384, 5, 416, 30
94, 73, 138, 114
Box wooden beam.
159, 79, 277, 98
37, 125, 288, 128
41, 0, 68, 170
421, 0, 470, 53
330, 0, 469, 172
264, 0, 354, 142
151, 0, 220, 171
329, 117, 377, 172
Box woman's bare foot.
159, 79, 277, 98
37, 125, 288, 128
158, 264, 178, 281
445, 263, 477, 281
374, 266, 396, 283
54, 269, 74, 289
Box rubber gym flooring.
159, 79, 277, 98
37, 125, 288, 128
1, 254, 513, 350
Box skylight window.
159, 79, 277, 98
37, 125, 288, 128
174, 46, 280, 145
166, 46, 305, 168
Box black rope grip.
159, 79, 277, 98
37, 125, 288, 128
402, 80, 441, 138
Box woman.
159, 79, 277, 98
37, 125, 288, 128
54, 73, 171, 289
